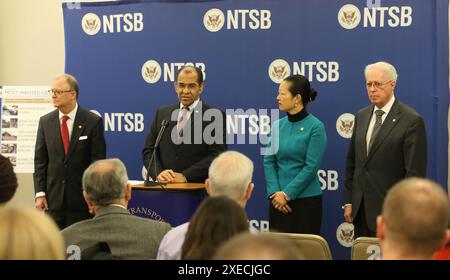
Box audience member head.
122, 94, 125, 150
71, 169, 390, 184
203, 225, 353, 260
0, 207, 65, 259
82, 158, 131, 213
181, 196, 249, 260
0, 155, 17, 204
377, 177, 450, 259
206, 151, 254, 207
214, 232, 305, 260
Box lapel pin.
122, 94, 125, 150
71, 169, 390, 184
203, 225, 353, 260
79, 125, 83, 128
300, 127, 304, 132
392, 119, 396, 122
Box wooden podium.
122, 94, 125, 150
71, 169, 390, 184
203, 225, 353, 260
128, 182, 206, 226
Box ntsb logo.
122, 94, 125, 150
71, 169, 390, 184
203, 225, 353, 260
141, 60, 162, 84
336, 113, 355, 139
268, 59, 339, 84
82, 13, 101, 35
203, 8, 271, 32
336, 222, 354, 247
338, 4, 412, 29
203, 8, 225, 32
141, 60, 206, 84
82, 12, 144, 35
268, 59, 290, 83
338, 4, 361, 29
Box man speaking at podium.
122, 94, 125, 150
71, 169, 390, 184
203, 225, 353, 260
142, 65, 226, 183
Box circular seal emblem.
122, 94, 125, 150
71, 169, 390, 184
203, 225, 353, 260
81, 13, 101, 35
141, 60, 162, 84
336, 113, 355, 139
338, 4, 361, 30
336, 222, 355, 247
268, 59, 291, 84
203, 8, 225, 32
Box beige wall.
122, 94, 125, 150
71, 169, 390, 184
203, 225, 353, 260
0, 0, 112, 207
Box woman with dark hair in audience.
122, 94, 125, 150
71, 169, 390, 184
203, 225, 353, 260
0, 154, 17, 205
181, 196, 249, 260
264, 74, 327, 234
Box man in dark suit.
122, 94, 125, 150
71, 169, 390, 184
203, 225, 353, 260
143, 65, 226, 183
62, 158, 171, 259
34, 74, 106, 229
343, 61, 427, 238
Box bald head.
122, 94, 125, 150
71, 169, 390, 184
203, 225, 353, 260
378, 178, 449, 259
207, 151, 254, 204
82, 158, 129, 206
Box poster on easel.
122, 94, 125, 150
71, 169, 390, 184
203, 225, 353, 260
0, 86, 54, 173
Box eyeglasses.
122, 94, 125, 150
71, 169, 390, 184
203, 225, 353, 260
366, 80, 392, 89
175, 82, 199, 90
48, 89, 73, 96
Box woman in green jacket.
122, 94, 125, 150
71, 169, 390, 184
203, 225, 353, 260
264, 74, 327, 234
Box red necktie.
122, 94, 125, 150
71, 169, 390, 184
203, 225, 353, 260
61, 115, 70, 155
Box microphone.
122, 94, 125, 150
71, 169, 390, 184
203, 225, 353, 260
144, 119, 169, 187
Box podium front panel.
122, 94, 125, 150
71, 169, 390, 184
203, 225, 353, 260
128, 187, 206, 227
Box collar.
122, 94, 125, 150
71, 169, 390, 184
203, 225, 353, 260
179, 99, 200, 111
287, 108, 309, 123
59, 103, 78, 120
374, 96, 395, 115
108, 203, 127, 210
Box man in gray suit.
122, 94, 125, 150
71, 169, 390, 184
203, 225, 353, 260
343, 61, 427, 238
62, 158, 171, 259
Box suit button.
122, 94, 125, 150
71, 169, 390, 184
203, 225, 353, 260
62, 180, 65, 184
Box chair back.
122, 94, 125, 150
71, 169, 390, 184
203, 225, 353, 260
269, 232, 333, 260
351, 237, 381, 260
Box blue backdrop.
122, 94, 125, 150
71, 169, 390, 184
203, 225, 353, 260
62, 0, 449, 259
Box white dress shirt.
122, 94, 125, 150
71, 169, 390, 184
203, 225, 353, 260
366, 96, 395, 153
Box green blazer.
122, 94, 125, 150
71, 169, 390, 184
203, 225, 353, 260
264, 114, 327, 200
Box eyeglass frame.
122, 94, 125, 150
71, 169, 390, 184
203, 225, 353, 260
48, 89, 74, 96
366, 80, 393, 89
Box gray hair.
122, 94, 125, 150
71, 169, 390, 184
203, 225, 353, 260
54, 73, 79, 98
208, 151, 254, 201
82, 158, 129, 206
364, 61, 398, 82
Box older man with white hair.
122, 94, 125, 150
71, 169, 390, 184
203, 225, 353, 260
157, 151, 255, 260
343, 61, 427, 238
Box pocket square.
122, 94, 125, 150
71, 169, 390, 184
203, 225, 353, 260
79, 135, 88, 140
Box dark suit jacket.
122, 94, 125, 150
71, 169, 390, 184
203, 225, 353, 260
344, 99, 427, 231
142, 101, 227, 183
62, 206, 171, 260
34, 106, 106, 211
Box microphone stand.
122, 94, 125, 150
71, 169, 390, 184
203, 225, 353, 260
144, 120, 168, 188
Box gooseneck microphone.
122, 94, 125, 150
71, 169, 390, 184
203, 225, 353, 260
144, 119, 169, 187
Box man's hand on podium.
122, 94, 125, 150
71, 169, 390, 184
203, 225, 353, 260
157, 169, 187, 183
